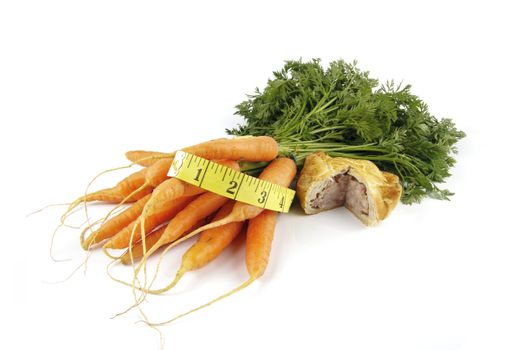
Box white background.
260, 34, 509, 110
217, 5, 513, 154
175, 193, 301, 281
2, 1, 524, 349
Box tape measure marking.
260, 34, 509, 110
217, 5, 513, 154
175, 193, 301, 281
167, 151, 295, 213
198, 160, 210, 187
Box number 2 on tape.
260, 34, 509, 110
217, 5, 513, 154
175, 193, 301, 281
167, 151, 295, 213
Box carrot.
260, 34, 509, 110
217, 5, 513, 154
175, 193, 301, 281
136, 136, 279, 184
104, 195, 196, 250
144, 201, 245, 294
156, 157, 296, 253
146, 209, 279, 326
81, 193, 152, 250
245, 210, 278, 279
125, 150, 171, 167
183, 136, 279, 162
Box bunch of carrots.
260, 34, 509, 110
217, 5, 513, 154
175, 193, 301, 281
60, 136, 296, 325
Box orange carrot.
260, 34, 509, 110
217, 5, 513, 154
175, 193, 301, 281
125, 150, 171, 167
104, 195, 196, 250
66, 168, 151, 213
145, 201, 245, 293
142, 136, 279, 182
81, 193, 152, 250
245, 210, 278, 279
146, 209, 279, 326
157, 157, 296, 252
183, 136, 279, 162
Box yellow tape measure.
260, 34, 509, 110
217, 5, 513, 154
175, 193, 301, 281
167, 151, 295, 213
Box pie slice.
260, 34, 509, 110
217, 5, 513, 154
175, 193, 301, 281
296, 152, 402, 226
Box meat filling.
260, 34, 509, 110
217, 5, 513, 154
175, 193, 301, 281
309, 172, 369, 215
345, 176, 369, 215
310, 172, 349, 210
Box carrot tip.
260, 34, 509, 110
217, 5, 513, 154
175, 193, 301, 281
147, 268, 186, 295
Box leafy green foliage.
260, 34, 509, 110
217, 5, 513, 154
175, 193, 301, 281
227, 59, 465, 204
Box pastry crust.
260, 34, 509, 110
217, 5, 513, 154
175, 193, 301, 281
297, 152, 402, 226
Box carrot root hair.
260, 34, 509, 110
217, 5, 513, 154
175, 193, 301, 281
145, 278, 255, 327
49, 223, 73, 262
102, 245, 121, 260
146, 268, 186, 295
26, 202, 72, 217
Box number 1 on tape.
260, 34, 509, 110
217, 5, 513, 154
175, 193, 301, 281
167, 151, 295, 213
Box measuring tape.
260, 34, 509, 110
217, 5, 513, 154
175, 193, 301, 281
167, 151, 295, 213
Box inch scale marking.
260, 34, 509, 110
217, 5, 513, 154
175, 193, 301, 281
168, 151, 295, 213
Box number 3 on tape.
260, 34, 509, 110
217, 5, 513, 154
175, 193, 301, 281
167, 151, 295, 213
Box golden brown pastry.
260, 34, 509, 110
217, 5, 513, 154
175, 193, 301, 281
296, 152, 402, 226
